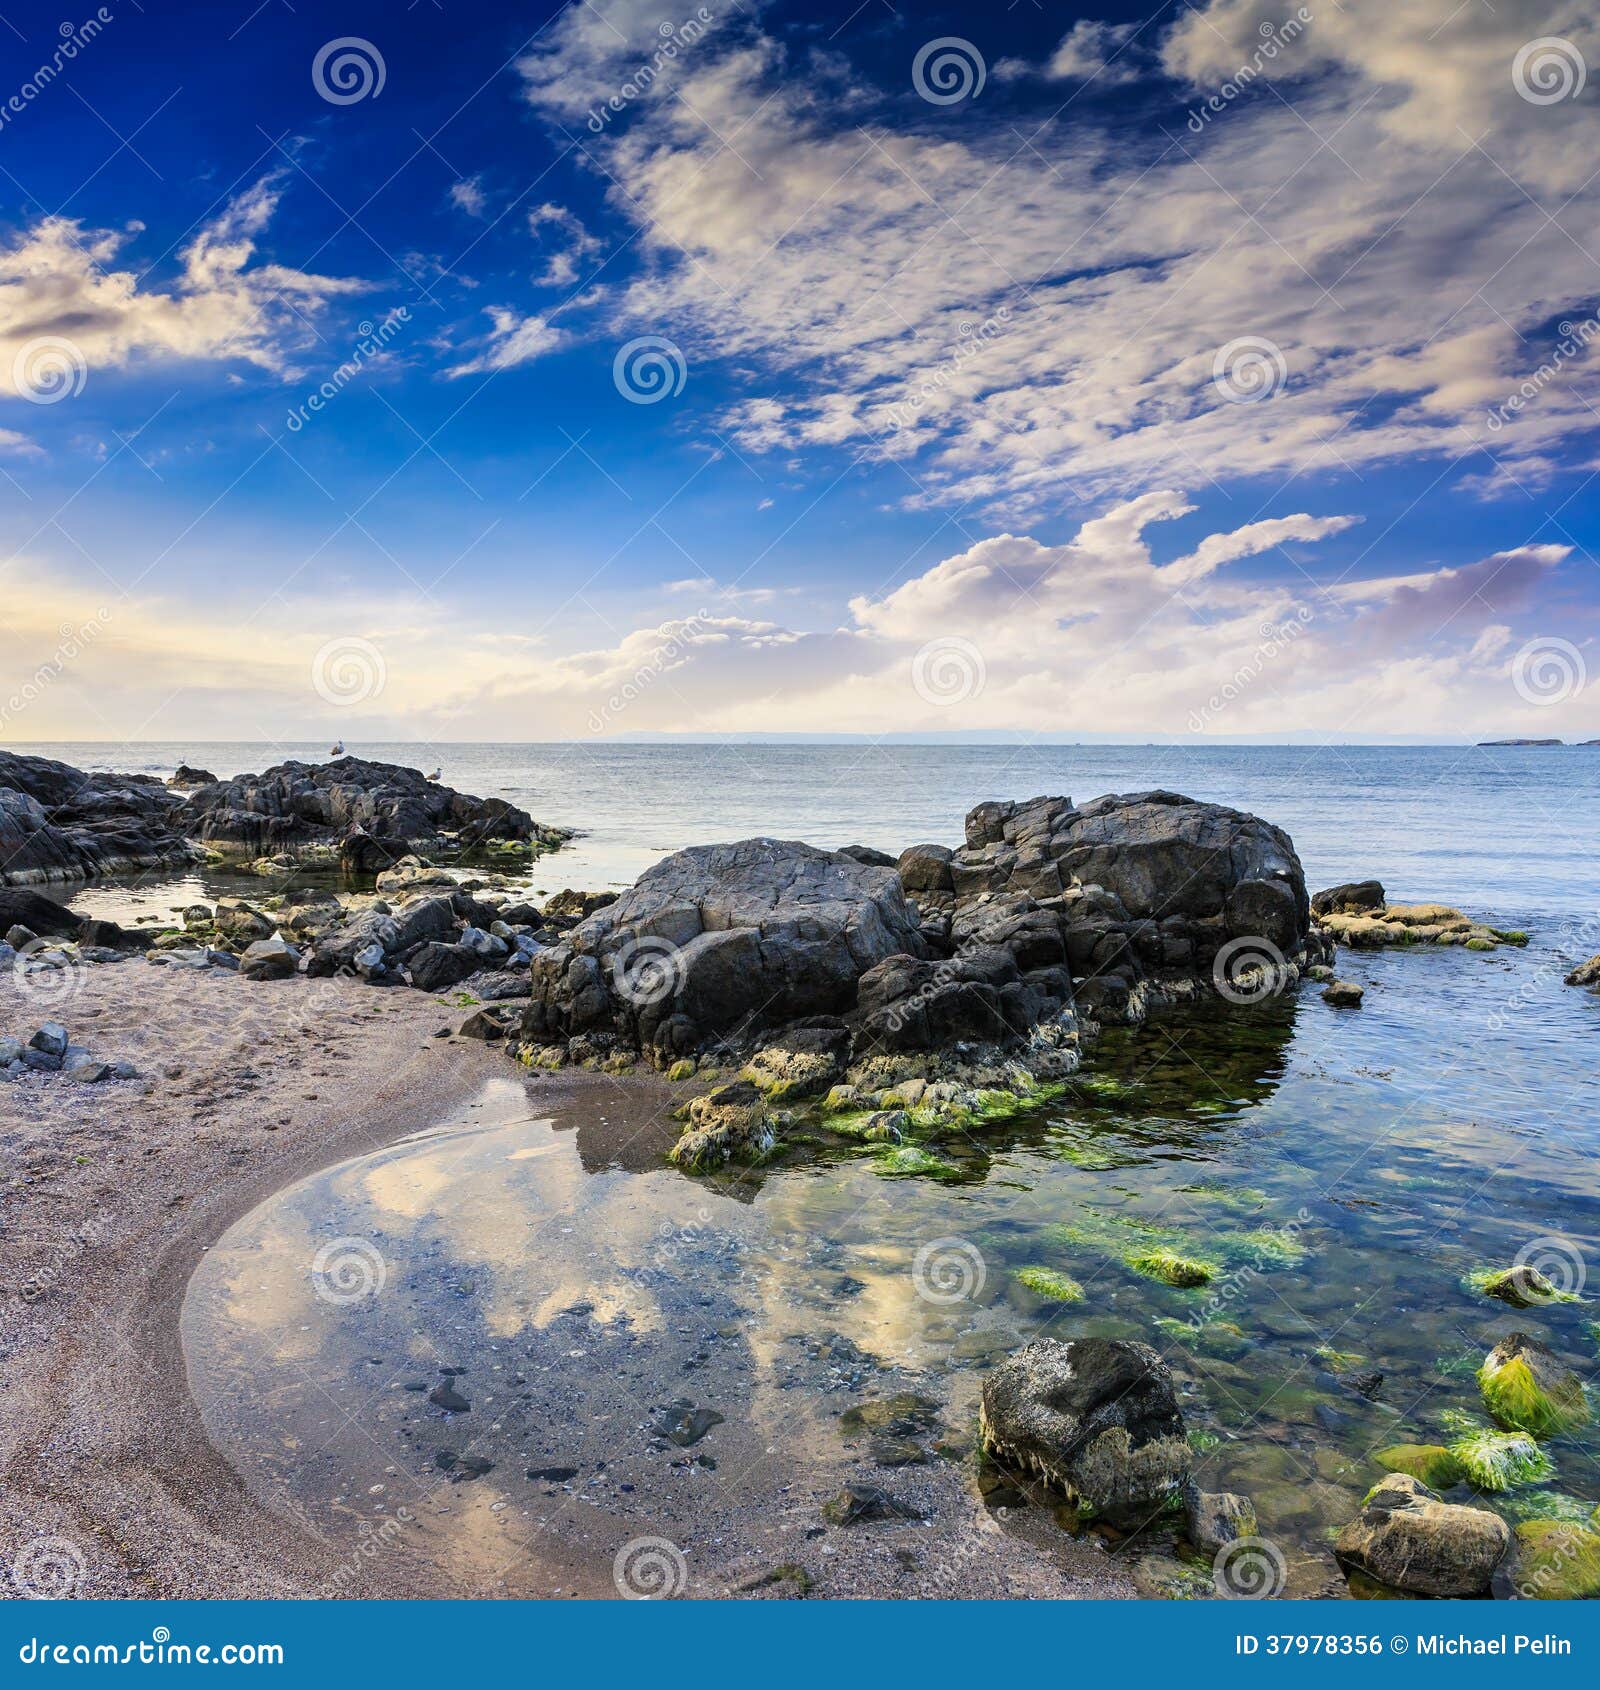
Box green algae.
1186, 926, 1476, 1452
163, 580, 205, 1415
1014, 1266, 1085, 1302
1374, 1444, 1464, 1488
1127, 1248, 1217, 1288
1465, 1265, 1578, 1307
1446, 1426, 1554, 1491
872, 1145, 962, 1180
1479, 1351, 1591, 1439
1512, 1521, 1600, 1599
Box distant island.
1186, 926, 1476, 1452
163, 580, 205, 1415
1476, 738, 1588, 747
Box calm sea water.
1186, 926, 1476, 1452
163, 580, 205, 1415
22, 740, 1600, 1596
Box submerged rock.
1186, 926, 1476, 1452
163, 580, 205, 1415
1509, 1520, 1600, 1600
978, 1337, 1189, 1528
1478, 1332, 1591, 1438
1471, 1263, 1576, 1309
820, 1484, 922, 1525
1565, 952, 1600, 989
1334, 1474, 1509, 1597
1184, 1486, 1257, 1554
1321, 979, 1364, 1007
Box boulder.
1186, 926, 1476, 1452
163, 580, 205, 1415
979, 1337, 1189, 1528
166, 764, 216, 788
406, 942, 482, 993
1335, 1474, 1508, 1596
1184, 1486, 1258, 1554
0, 889, 85, 940
896, 843, 955, 896
1509, 1520, 1600, 1600
742, 1022, 851, 1099
213, 900, 275, 947
1478, 1332, 1590, 1438
1322, 979, 1364, 1007
1311, 880, 1385, 917
522, 839, 928, 1057
239, 939, 299, 981
1565, 952, 1600, 988
668, 1080, 776, 1171
1, 753, 203, 886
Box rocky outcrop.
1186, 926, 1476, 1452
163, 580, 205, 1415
1566, 952, 1600, 988
521, 838, 929, 1062
166, 765, 216, 789
1311, 880, 1385, 918
1319, 898, 1526, 951
183, 757, 568, 866
1478, 1332, 1591, 1438
978, 1337, 1189, 1528
0, 753, 204, 887
1335, 1474, 1509, 1596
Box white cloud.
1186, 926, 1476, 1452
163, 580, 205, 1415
450, 177, 488, 217
448, 306, 565, 375
1045, 20, 1143, 84
511, 0, 1600, 515
0, 182, 365, 400
528, 202, 604, 288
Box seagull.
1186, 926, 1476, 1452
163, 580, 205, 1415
329, 740, 345, 757
426, 767, 442, 782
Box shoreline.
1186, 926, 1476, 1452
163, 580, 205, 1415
0, 966, 528, 1599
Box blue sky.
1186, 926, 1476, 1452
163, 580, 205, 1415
2, 0, 1598, 741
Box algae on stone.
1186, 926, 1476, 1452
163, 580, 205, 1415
1127, 1248, 1217, 1288
1014, 1266, 1085, 1303
1446, 1426, 1554, 1492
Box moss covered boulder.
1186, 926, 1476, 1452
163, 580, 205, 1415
1471, 1264, 1577, 1309
1375, 1444, 1464, 1489
1334, 1474, 1509, 1597
1478, 1332, 1591, 1439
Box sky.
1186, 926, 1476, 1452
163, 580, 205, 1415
1, 0, 1598, 743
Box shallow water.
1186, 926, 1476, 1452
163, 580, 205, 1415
183, 931, 1600, 1598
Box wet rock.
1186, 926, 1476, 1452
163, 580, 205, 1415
668, 1081, 775, 1172
1334, 1474, 1509, 1597
406, 941, 482, 993
1321, 979, 1364, 1007
821, 1484, 922, 1525
167, 764, 216, 789
213, 900, 275, 947
1183, 1486, 1257, 1553
1566, 952, 1600, 988
458, 1007, 516, 1041
1311, 880, 1385, 917
526, 1465, 579, 1482
429, 1381, 471, 1414
979, 1337, 1189, 1529
1374, 1444, 1463, 1489
1475, 1263, 1571, 1308
838, 1393, 941, 1436
1478, 1332, 1590, 1438
653, 1402, 725, 1447
1508, 1520, 1600, 1600
869, 1436, 928, 1467
742, 1022, 851, 1099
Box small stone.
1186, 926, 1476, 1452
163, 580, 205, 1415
1321, 980, 1364, 1007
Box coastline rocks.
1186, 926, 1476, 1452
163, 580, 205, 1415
183, 757, 569, 865
1311, 880, 1385, 918
1321, 979, 1364, 1007
1319, 896, 1527, 952
1565, 952, 1600, 988
1184, 1486, 1258, 1554
978, 1337, 1189, 1528
406, 941, 483, 993
1, 753, 203, 886
239, 938, 299, 981
1334, 1474, 1509, 1597
742, 1023, 851, 1099
166, 765, 216, 789
1509, 1521, 1600, 1600
1478, 1332, 1591, 1438
521, 839, 928, 1059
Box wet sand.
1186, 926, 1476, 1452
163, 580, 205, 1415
0, 964, 1134, 1600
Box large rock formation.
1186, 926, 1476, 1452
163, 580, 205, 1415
184, 756, 567, 865
0, 753, 204, 886
522, 838, 928, 1061
518, 791, 1321, 1068
978, 1337, 1190, 1528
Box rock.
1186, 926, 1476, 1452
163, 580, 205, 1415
213, 900, 275, 947
978, 1337, 1189, 1529
459, 1007, 516, 1041
896, 843, 955, 896
459, 925, 509, 959
1374, 1444, 1464, 1489
1, 753, 203, 887
406, 942, 482, 993
541, 888, 618, 923
0, 1037, 23, 1066
29, 1022, 68, 1059
1321, 979, 1364, 1007
0, 889, 86, 940
1478, 1332, 1590, 1438
182, 756, 568, 864
166, 764, 216, 788
1475, 1264, 1570, 1308
820, 1484, 922, 1525
668, 1080, 775, 1171
1509, 1520, 1600, 1600
742, 1022, 850, 1099
429, 1380, 470, 1413
1311, 880, 1385, 917
375, 859, 458, 895
68, 1059, 110, 1083
1184, 1486, 1258, 1554
1565, 952, 1600, 988
1334, 1474, 1509, 1597
652, 1403, 724, 1446
523, 839, 928, 1057
239, 939, 299, 981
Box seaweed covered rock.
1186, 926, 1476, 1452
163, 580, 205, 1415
522, 839, 928, 1059
1334, 1474, 1509, 1596
1478, 1332, 1591, 1438
668, 1080, 775, 1171
1311, 880, 1385, 917
1509, 1520, 1600, 1600
978, 1337, 1189, 1528
1566, 952, 1600, 989
185, 757, 567, 864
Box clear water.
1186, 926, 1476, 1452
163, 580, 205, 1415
21, 740, 1600, 1595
